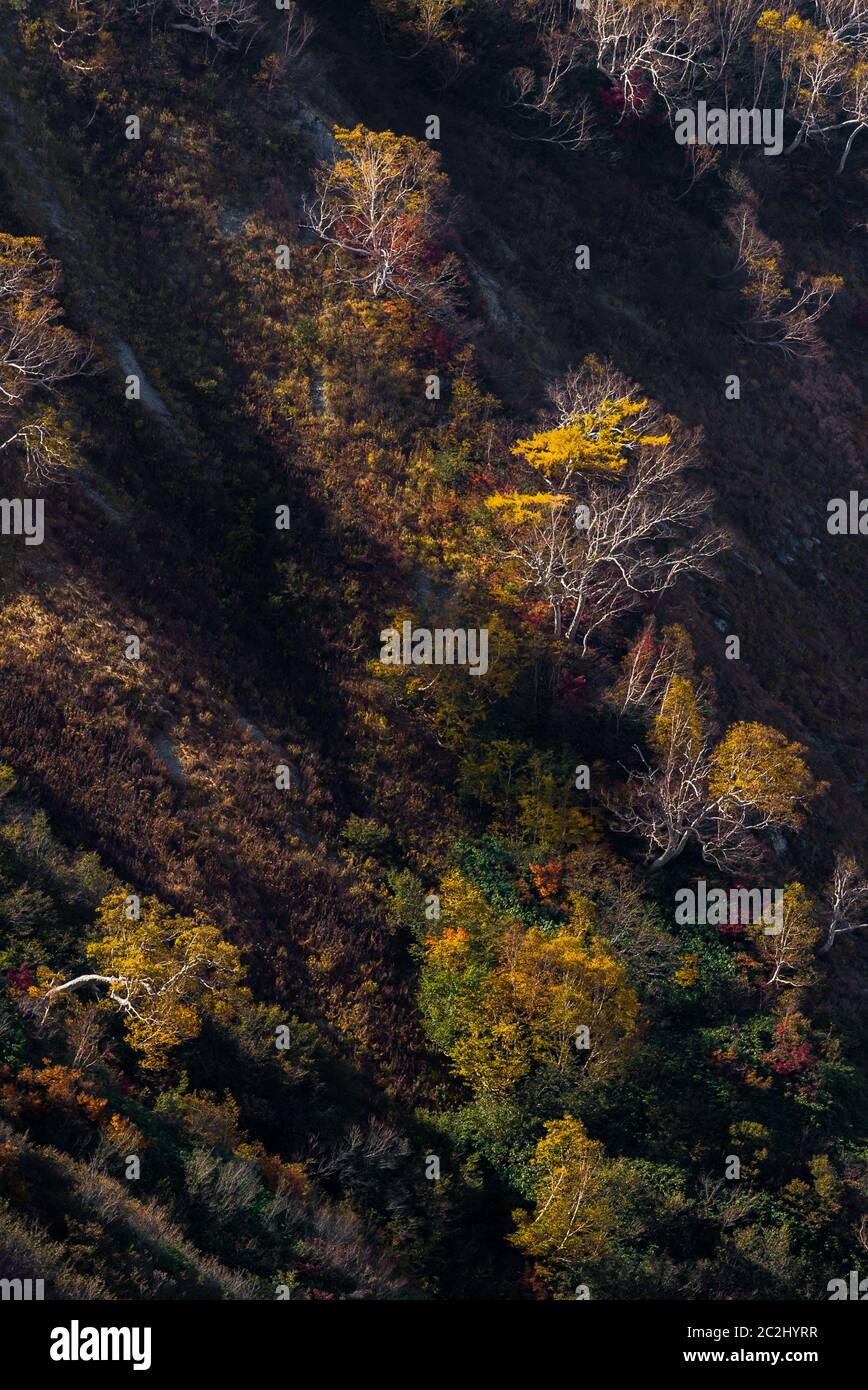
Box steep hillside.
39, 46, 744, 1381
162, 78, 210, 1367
0, 0, 866, 1304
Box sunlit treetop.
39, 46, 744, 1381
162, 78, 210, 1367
511, 398, 670, 481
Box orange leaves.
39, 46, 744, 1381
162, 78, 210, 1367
0, 1062, 107, 1129
529, 860, 563, 899
425, 925, 471, 969
420, 871, 640, 1094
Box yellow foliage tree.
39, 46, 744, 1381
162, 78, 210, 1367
709, 723, 820, 827
510, 1115, 612, 1265
432, 868, 509, 955
499, 921, 640, 1076
306, 123, 460, 309
651, 673, 704, 762
517, 775, 600, 856
484, 367, 724, 648
420, 875, 639, 1094
755, 10, 847, 156
484, 490, 571, 523
33, 890, 249, 1070
511, 399, 669, 482
674, 953, 700, 988
753, 881, 818, 988
613, 681, 823, 871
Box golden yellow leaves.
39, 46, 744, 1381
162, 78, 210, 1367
708, 723, 823, 826
651, 674, 704, 762
34, 890, 249, 1071
674, 953, 701, 988
510, 1115, 612, 1265
751, 881, 819, 987
420, 872, 640, 1095
484, 490, 571, 522
510, 398, 669, 482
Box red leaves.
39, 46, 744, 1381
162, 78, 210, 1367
418, 321, 455, 364
761, 1017, 817, 1077
524, 600, 552, 628
555, 671, 587, 705
598, 70, 660, 129
5, 964, 35, 995
715, 884, 749, 938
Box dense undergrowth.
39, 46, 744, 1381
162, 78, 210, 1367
0, 0, 865, 1299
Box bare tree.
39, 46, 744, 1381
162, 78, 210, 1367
605, 617, 700, 721
493, 430, 726, 652
548, 357, 661, 436
816, 0, 868, 48
0, 239, 57, 304
311, 1117, 410, 1184
305, 124, 461, 313
743, 269, 841, 354
506, 57, 599, 150
0, 236, 91, 484
818, 852, 868, 953
755, 5, 868, 169
610, 705, 740, 871
52, 1, 120, 71
0, 418, 74, 486
372, 0, 467, 81
610, 697, 818, 870
707, 0, 767, 97
724, 204, 841, 355
256, 3, 316, 104
505, 8, 601, 151
675, 141, 722, 200
169, 0, 261, 50
55, 0, 265, 59
837, 57, 868, 169
778, 20, 848, 153
401, 0, 462, 56
579, 0, 709, 117
697, 1171, 760, 1227
0, 298, 89, 401
279, 0, 315, 61
756, 883, 818, 987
